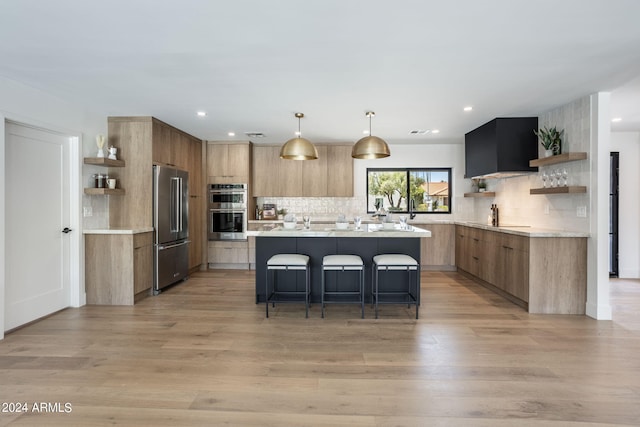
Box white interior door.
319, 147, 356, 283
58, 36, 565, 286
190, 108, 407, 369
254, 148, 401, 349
5, 122, 70, 331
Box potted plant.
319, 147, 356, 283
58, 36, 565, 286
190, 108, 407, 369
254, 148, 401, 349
277, 208, 287, 220
534, 126, 564, 157
477, 179, 487, 193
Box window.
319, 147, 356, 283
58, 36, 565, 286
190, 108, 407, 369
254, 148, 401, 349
366, 168, 452, 214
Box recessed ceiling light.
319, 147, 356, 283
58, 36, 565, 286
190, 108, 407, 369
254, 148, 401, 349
228, 132, 235, 137
431, 129, 440, 134
196, 111, 207, 117
612, 117, 622, 122
463, 106, 473, 112
363, 130, 370, 135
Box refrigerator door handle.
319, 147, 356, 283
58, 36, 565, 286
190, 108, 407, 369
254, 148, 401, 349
176, 178, 182, 232
157, 240, 191, 251
170, 177, 180, 232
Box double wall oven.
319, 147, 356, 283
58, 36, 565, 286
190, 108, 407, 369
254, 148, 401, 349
208, 183, 247, 240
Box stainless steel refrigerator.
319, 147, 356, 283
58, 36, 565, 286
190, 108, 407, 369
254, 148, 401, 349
153, 165, 189, 294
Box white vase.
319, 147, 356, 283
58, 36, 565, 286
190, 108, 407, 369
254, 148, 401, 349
544, 149, 554, 158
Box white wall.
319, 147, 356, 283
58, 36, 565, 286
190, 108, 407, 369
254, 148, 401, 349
0, 75, 107, 338
611, 131, 640, 278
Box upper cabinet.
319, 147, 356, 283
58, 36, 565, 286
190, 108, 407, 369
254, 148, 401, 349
206, 142, 251, 184
465, 117, 538, 178
152, 122, 190, 170
252, 144, 353, 197
326, 145, 353, 197
252, 145, 301, 196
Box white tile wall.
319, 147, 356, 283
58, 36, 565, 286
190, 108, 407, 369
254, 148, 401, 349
256, 196, 368, 220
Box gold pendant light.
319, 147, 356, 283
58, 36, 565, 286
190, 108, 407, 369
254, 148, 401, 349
352, 111, 390, 159
280, 112, 318, 160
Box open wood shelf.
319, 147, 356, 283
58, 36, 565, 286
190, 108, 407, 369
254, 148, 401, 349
84, 188, 125, 195
464, 192, 496, 198
84, 157, 125, 167
530, 186, 586, 195
529, 152, 587, 167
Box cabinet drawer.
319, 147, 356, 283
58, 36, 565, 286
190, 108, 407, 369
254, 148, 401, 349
498, 233, 529, 253
208, 247, 249, 264
208, 241, 249, 264
133, 232, 153, 249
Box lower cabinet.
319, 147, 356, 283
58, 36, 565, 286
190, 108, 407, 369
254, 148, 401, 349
248, 236, 256, 270
208, 240, 249, 269
85, 231, 153, 305
413, 223, 455, 270
455, 225, 587, 314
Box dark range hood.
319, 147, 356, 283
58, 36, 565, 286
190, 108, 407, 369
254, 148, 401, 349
464, 117, 538, 179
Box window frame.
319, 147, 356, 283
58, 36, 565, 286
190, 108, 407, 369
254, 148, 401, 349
366, 167, 453, 215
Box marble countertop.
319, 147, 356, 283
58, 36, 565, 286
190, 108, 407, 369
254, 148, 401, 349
248, 223, 431, 238
454, 222, 590, 238
83, 227, 154, 235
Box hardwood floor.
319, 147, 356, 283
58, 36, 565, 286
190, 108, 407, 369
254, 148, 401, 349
1, 271, 639, 426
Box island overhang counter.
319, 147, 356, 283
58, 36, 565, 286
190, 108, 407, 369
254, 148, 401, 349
249, 224, 431, 304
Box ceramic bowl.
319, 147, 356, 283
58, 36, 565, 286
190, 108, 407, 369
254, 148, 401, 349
283, 222, 297, 229
335, 222, 349, 230
382, 222, 395, 230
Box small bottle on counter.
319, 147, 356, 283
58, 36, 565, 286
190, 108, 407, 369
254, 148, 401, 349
490, 204, 499, 227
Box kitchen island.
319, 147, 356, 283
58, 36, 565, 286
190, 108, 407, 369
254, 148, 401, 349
250, 224, 431, 304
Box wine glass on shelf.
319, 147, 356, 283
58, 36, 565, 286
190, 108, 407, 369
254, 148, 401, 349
542, 172, 549, 188
551, 169, 558, 187
562, 168, 568, 187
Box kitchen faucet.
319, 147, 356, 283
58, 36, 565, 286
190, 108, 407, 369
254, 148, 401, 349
409, 199, 416, 220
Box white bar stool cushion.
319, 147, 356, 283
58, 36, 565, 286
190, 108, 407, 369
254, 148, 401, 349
373, 254, 418, 268
267, 254, 310, 268
323, 255, 364, 268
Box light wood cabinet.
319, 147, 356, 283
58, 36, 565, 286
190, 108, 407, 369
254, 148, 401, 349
413, 223, 455, 270
208, 241, 249, 269
206, 142, 251, 184
85, 232, 153, 305
252, 145, 302, 196
248, 236, 256, 270
252, 144, 353, 197
188, 138, 205, 271
302, 145, 328, 196
455, 225, 586, 314
151, 121, 191, 169
107, 117, 205, 273
327, 145, 354, 197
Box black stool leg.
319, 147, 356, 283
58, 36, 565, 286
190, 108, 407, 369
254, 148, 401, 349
265, 268, 269, 318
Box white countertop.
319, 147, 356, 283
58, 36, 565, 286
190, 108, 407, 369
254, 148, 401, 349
454, 222, 590, 238
248, 223, 431, 238
83, 227, 154, 235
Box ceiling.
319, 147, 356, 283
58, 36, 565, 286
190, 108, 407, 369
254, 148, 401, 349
2, 0, 640, 145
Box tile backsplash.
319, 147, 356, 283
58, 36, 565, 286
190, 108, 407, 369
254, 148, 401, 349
256, 196, 368, 220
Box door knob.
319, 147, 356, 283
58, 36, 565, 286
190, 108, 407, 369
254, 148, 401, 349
62, 227, 72, 234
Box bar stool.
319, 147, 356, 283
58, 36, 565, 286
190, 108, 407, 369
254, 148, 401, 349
321, 255, 365, 319
372, 254, 420, 319
265, 254, 311, 318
